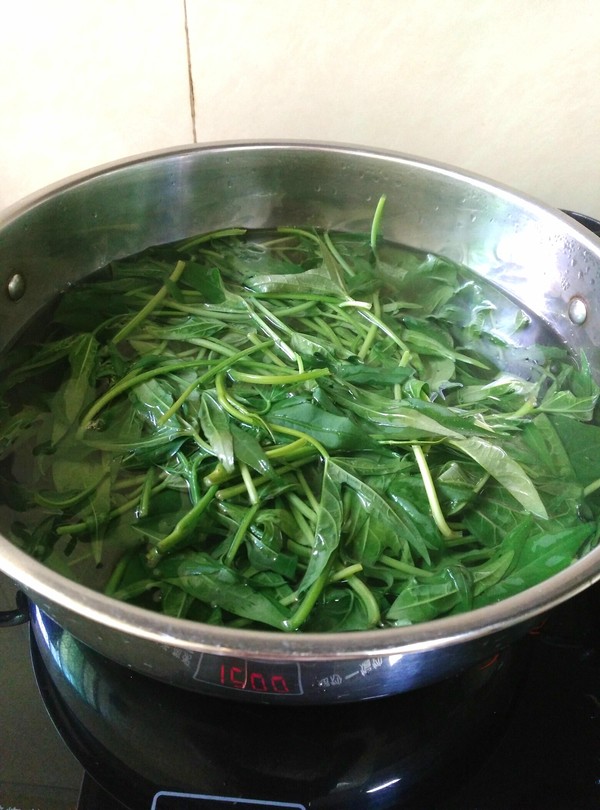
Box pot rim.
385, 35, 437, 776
3, 138, 599, 246
2, 139, 600, 661
3, 532, 599, 661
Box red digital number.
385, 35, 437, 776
271, 675, 290, 693
220, 664, 246, 689
249, 671, 268, 691
220, 663, 290, 693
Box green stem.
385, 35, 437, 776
138, 467, 155, 517
323, 230, 355, 277
176, 227, 247, 253
286, 492, 317, 523
338, 299, 372, 310
357, 308, 410, 354
269, 300, 319, 318
34, 475, 109, 509
251, 291, 344, 306
276, 226, 321, 244
357, 290, 381, 361
158, 339, 273, 425
265, 438, 311, 460
181, 337, 240, 358
347, 576, 381, 627
330, 563, 363, 582
306, 315, 346, 352
240, 462, 259, 504
229, 367, 330, 385
56, 478, 170, 536
77, 358, 212, 436
370, 194, 387, 255
215, 372, 273, 435
224, 502, 260, 565
111, 579, 157, 602
510, 400, 537, 419
286, 538, 312, 559
111, 260, 187, 344
247, 330, 288, 367
104, 548, 140, 596
148, 484, 219, 563
380, 554, 435, 578
287, 502, 317, 546
244, 301, 296, 361
412, 444, 460, 540
295, 469, 320, 513
583, 477, 600, 497
251, 298, 305, 344
266, 422, 329, 460
203, 440, 313, 487
215, 455, 315, 500
283, 565, 331, 631
174, 451, 203, 504
214, 372, 254, 421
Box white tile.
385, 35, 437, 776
0, 0, 193, 211
187, 0, 600, 218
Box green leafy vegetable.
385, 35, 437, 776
0, 210, 598, 632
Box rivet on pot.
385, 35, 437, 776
568, 296, 588, 325
7, 273, 26, 301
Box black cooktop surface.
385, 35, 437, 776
1, 571, 599, 809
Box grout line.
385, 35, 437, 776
183, 0, 198, 143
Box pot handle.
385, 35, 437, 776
563, 210, 600, 238
0, 590, 29, 627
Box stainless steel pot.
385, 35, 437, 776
2, 142, 600, 704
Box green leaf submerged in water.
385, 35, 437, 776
2, 209, 598, 632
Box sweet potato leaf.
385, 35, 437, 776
2, 222, 597, 633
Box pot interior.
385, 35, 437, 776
2, 142, 600, 662
2, 143, 600, 360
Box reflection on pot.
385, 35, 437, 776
31, 605, 527, 809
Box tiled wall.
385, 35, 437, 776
1, 0, 599, 217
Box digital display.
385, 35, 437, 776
194, 654, 303, 696
152, 791, 306, 809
